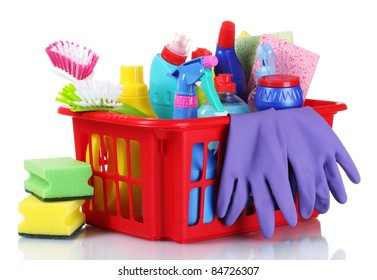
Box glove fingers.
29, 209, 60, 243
266, 170, 298, 227
250, 176, 277, 239
336, 146, 361, 184
216, 175, 236, 218
314, 167, 331, 214
223, 178, 250, 226
325, 159, 347, 204
292, 168, 316, 219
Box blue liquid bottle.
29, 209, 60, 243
148, 32, 191, 119
214, 21, 248, 102
198, 73, 251, 117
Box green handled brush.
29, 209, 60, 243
56, 80, 149, 117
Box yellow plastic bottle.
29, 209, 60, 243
118, 65, 156, 222
119, 65, 158, 118
84, 66, 155, 222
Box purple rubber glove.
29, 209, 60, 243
277, 106, 361, 219
217, 109, 298, 238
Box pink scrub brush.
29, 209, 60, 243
46, 41, 99, 81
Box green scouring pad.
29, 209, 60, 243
235, 30, 293, 85
24, 157, 93, 201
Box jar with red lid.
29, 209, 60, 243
254, 74, 304, 111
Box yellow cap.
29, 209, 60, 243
119, 65, 147, 96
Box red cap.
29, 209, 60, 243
215, 74, 236, 93
258, 74, 300, 88
161, 46, 187, 66
217, 21, 235, 49
191, 47, 212, 59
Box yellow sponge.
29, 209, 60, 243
18, 195, 85, 238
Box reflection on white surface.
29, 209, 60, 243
18, 219, 344, 260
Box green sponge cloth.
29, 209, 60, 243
24, 157, 93, 201
18, 194, 85, 238
235, 31, 293, 85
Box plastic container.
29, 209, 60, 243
214, 21, 247, 102
58, 99, 347, 243
119, 65, 157, 118
198, 74, 251, 117
148, 32, 191, 119
255, 74, 304, 111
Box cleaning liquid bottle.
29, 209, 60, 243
117, 65, 157, 222
248, 44, 277, 111
168, 55, 225, 226
214, 21, 248, 102
119, 65, 158, 118
169, 56, 226, 119
198, 73, 251, 117
148, 32, 191, 119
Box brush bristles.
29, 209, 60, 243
46, 41, 99, 80
73, 80, 123, 108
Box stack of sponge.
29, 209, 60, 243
18, 157, 93, 238
235, 30, 319, 111
235, 30, 294, 86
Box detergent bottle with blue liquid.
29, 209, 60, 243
198, 73, 251, 117
148, 32, 191, 119
168, 55, 226, 226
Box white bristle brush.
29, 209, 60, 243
56, 80, 122, 110
46, 41, 99, 81
72, 80, 123, 109
56, 80, 149, 117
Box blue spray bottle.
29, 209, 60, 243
148, 32, 191, 119
168, 56, 226, 225
214, 21, 248, 102
255, 44, 277, 82
248, 43, 277, 111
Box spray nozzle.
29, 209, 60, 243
202, 56, 218, 68
168, 56, 217, 93
168, 56, 225, 113
256, 44, 277, 82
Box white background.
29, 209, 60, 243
1, 0, 376, 278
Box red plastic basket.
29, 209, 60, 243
58, 99, 347, 243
